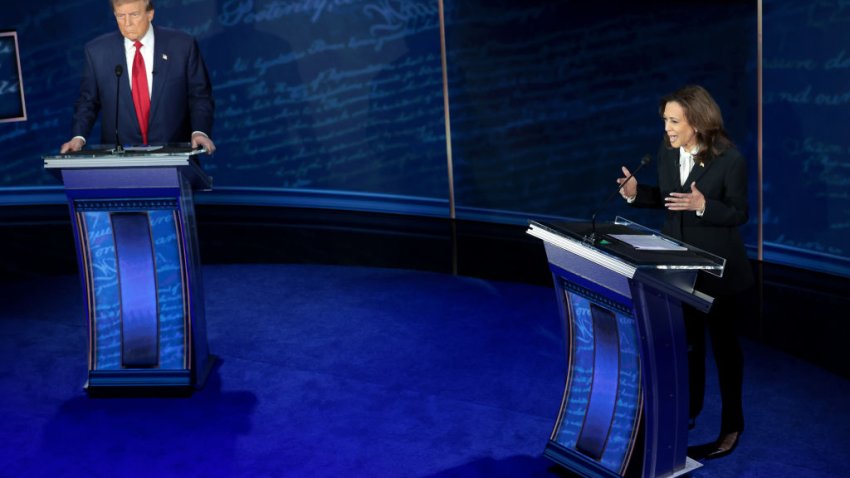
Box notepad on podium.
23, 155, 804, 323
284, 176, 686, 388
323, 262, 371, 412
609, 233, 688, 251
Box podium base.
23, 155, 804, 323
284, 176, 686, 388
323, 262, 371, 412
675, 457, 703, 477
194, 354, 218, 389
544, 441, 703, 478
84, 356, 218, 397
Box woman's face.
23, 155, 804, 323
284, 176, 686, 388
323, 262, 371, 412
663, 101, 698, 150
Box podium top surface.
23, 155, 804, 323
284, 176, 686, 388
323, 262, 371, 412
43, 144, 205, 167
43, 144, 212, 190
528, 217, 725, 277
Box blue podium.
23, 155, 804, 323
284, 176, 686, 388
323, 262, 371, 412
44, 147, 214, 392
528, 218, 724, 478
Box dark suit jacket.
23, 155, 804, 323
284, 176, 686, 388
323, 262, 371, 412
631, 144, 754, 296
71, 26, 214, 145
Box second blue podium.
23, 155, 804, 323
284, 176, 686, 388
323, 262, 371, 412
528, 218, 725, 478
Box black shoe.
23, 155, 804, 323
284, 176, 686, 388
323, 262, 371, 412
688, 431, 741, 460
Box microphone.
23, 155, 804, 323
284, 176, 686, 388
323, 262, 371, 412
587, 154, 652, 244
114, 65, 124, 153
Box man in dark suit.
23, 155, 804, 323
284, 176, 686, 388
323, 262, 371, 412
618, 85, 754, 461
60, 0, 215, 153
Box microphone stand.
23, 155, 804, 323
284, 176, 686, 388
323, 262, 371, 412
113, 65, 125, 154
586, 154, 652, 245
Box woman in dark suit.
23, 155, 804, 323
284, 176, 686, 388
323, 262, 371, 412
617, 85, 754, 459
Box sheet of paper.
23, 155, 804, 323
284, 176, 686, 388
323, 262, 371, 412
608, 234, 688, 251
125, 145, 164, 152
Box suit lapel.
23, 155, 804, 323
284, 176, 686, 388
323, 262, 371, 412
686, 154, 715, 189
114, 35, 142, 138
666, 148, 683, 192
149, 28, 169, 124
682, 157, 699, 190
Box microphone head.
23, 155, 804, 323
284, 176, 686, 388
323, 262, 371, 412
641, 154, 652, 165
115, 65, 123, 77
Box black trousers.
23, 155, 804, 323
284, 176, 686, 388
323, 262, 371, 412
684, 294, 745, 434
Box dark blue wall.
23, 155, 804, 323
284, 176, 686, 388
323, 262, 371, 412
4, 1, 847, 278
762, 1, 850, 276
1, 0, 449, 199
444, 1, 757, 231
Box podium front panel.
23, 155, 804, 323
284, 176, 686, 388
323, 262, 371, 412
531, 220, 705, 478
546, 269, 643, 477
44, 151, 213, 390
77, 200, 188, 373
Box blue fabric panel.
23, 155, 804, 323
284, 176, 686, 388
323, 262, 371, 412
112, 213, 159, 368
576, 304, 619, 460
554, 289, 642, 475
556, 292, 594, 449
83, 211, 122, 370
605, 310, 641, 474
149, 210, 186, 369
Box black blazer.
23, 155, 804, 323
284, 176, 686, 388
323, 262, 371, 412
631, 144, 754, 296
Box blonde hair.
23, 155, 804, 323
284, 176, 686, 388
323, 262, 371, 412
112, 0, 154, 11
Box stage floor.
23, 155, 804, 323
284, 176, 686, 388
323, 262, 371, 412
1, 264, 848, 477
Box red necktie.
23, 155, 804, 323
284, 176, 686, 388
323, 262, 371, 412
131, 40, 150, 144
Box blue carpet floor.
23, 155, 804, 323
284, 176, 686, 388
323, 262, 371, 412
1, 264, 848, 477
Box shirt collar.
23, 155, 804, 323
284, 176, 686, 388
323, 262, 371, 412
124, 24, 155, 50
679, 144, 699, 160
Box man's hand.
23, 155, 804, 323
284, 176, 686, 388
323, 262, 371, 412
60, 137, 85, 154
191, 132, 216, 155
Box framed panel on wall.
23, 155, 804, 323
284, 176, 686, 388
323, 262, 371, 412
0, 30, 27, 123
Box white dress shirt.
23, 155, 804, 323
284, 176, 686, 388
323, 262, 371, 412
680, 145, 706, 215
679, 145, 698, 186
124, 25, 155, 99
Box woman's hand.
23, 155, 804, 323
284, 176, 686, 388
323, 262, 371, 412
617, 166, 638, 200
665, 181, 706, 213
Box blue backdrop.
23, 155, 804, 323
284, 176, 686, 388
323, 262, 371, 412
1, 0, 847, 278
762, 1, 850, 276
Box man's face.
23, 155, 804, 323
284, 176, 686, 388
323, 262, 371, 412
114, 1, 154, 41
